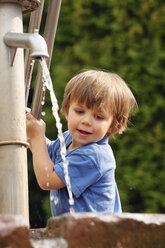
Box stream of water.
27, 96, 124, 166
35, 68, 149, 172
39, 58, 74, 210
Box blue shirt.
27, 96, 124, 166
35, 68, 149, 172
48, 131, 122, 216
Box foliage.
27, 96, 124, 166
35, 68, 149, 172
24, 0, 165, 227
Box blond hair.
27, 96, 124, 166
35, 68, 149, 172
61, 70, 137, 137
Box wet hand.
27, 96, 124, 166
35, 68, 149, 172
26, 110, 46, 141
25, 107, 31, 114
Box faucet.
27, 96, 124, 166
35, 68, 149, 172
4, 29, 49, 65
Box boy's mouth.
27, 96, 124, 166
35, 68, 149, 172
77, 129, 92, 136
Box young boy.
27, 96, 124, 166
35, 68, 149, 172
26, 70, 137, 217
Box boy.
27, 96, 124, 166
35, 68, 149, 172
26, 70, 137, 216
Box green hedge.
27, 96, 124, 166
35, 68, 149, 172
25, 0, 165, 227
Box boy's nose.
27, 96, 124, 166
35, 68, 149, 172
81, 114, 92, 126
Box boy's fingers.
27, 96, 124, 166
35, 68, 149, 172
26, 112, 37, 121
26, 113, 32, 120
40, 119, 45, 124
25, 107, 31, 114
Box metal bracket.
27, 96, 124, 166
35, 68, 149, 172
0, 140, 29, 148
8, 47, 17, 66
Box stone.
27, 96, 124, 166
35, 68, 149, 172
31, 237, 68, 248
46, 213, 165, 248
0, 214, 32, 248
0, 0, 41, 14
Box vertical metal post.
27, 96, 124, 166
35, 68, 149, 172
0, 3, 29, 223
32, 0, 62, 118
24, 0, 45, 106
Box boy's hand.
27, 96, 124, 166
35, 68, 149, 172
25, 109, 66, 191
26, 110, 46, 141
25, 107, 31, 114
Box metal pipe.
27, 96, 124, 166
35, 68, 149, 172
25, 0, 45, 74
32, 0, 62, 119
0, 2, 29, 223
25, 59, 35, 106
4, 29, 49, 62
45, 0, 62, 68
24, 0, 45, 106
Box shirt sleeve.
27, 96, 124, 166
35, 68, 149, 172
47, 142, 53, 158
54, 151, 101, 198
47, 139, 60, 162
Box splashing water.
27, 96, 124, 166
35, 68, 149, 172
39, 58, 74, 210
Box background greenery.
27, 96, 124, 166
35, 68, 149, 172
24, 0, 165, 228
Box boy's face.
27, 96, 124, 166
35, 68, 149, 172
65, 101, 113, 150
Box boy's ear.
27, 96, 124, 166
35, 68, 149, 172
107, 120, 118, 136
106, 125, 113, 137
65, 111, 68, 120
108, 119, 114, 133
107, 126, 112, 133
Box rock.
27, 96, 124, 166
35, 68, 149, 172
31, 238, 68, 248
3, 212, 164, 248
46, 212, 165, 248
0, 214, 32, 248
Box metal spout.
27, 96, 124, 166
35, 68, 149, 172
4, 29, 49, 64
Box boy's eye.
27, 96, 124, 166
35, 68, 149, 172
95, 115, 104, 120
75, 109, 84, 114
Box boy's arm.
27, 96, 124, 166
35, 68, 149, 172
30, 136, 65, 190
26, 112, 65, 190
46, 137, 51, 145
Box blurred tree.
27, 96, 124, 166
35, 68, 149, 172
24, 0, 165, 227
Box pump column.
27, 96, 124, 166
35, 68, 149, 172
0, 3, 29, 222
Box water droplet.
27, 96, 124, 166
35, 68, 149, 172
41, 101, 45, 106
70, 207, 75, 213
65, 175, 70, 183
69, 198, 74, 206
54, 196, 59, 205
46, 182, 49, 187
41, 111, 46, 116
50, 195, 54, 201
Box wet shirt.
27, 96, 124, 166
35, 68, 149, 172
47, 131, 122, 216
